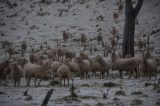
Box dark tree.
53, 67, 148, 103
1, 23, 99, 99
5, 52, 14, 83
122, 0, 143, 57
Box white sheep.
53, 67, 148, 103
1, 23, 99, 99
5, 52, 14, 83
90, 60, 100, 77
3, 61, 23, 86
96, 56, 111, 78
65, 50, 76, 59
76, 58, 91, 79
140, 52, 157, 80
57, 64, 71, 86
51, 61, 62, 78
112, 51, 141, 79
57, 47, 68, 60
23, 61, 50, 87
10, 62, 23, 86
64, 59, 80, 76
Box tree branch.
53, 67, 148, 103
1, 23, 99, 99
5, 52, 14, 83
126, 0, 134, 10
134, 0, 143, 17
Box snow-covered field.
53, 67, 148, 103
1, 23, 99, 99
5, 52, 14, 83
0, 0, 160, 106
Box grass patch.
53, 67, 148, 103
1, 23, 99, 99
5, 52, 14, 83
49, 80, 59, 86
144, 82, 152, 87
131, 99, 143, 105
115, 90, 126, 96
80, 95, 97, 100
155, 101, 160, 106
96, 103, 107, 106
103, 82, 119, 87
81, 84, 90, 87
131, 91, 143, 95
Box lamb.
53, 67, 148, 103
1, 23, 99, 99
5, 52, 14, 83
57, 47, 68, 60
112, 27, 119, 38
137, 37, 146, 53
80, 33, 87, 45
57, 64, 71, 86
6, 47, 15, 58
63, 31, 69, 43
96, 56, 111, 78
24, 61, 50, 87
113, 12, 119, 23
111, 51, 140, 79
21, 41, 27, 56
140, 51, 157, 80
9, 62, 23, 87
97, 32, 103, 44
79, 52, 89, 60
51, 61, 62, 78
0, 60, 10, 84
89, 59, 100, 77
76, 58, 91, 79
16, 56, 29, 67
64, 59, 80, 76
46, 48, 57, 60
65, 50, 76, 59
118, 3, 123, 14
111, 37, 118, 50
29, 53, 40, 64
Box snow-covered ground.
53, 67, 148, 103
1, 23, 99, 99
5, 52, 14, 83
0, 0, 160, 106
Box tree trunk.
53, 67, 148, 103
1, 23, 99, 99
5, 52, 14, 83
122, 0, 143, 57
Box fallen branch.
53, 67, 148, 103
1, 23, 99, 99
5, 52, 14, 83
41, 89, 53, 106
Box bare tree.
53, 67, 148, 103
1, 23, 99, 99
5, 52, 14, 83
122, 0, 143, 57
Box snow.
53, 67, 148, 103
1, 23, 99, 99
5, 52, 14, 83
0, 0, 160, 106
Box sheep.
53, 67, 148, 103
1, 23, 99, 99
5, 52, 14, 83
80, 33, 87, 45
96, 56, 111, 78
57, 47, 68, 60
46, 48, 58, 60
9, 62, 23, 87
65, 50, 76, 59
16, 56, 29, 67
89, 59, 100, 77
24, 61, 50, 87
97, 32, 103, 44
111, 51, 141, 79
64, 59, 80, 76
76, 58, 91, 79
29, 53, 40, 64
140, 51, 157, 80
112, 27, 119, 39
6, 47, 15, 58
51, 61, 62, 78
118, 3, 123, 14
111, 37, 118, 50
21, 41, 27, 56
0, 60, 10, 84
113, 12, 119, 23
79, 52, 89, 60
63, 31, 69, 43
137, 37, 146, 53
57, 64, 71, 86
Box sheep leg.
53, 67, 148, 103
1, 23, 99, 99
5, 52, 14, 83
60, 78, 62, 86
27, 77, 31, 86
18, 79, 20, 86
67, 77, 69, 87
14, 79, 16, 87
135, 69, 138, 79
37, 79, 42, 86
106, 70, 109, 79
64, 78, 65, 86
35, 78, 37, 87
128, 70, 133, 79
119, 70, 123, 78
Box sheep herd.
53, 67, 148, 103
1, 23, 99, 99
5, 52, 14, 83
0, 22, 158, 88
0, 38, 158, 88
